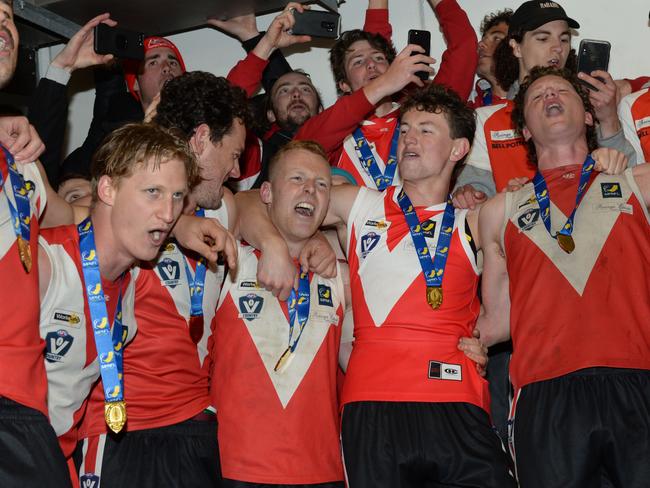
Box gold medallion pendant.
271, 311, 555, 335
105, 401, 127, 434
556, 234, 575, 254
274, 347, 295, 374
426, 286, 443, 310
17, 235, 31, 273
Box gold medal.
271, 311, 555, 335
426, 286, 443, 310
16, 235, 31, 273
274, 347, 295, 374
188, 315, 204, 344
556, 234, 575, 254
104, 401, 127, 434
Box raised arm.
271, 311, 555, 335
476, 193, 511, 347
364, 0, 391, 41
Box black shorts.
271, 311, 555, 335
341, 401, 515, 488
79, 418, 221, 488
512, 367, 650, 488
222, 480, 344, 488
0, 397, 71, 487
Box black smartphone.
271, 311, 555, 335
577, 39, 611, 90
408, 29, 431, 81
94, 24, 145, 61
290, 10, 340, 39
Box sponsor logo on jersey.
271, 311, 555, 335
238, 280, 260, 290
156, 257, 181, 288
45, 330, 74, 363
360, 232, 380, 258
517, 208, 540, 231
634, 115, 650, 131
80, 474, 100, 488
51, 309, 82, 328
428, 360, 462, 381
163, 242, 176, 253
317, 285, 333, 307
517, 196, 537, 209
490, 129, 519, 141
420, 219, 436, 238
238, 294, 264, 320
600, 182, 622, 199
364, 219, 389, 230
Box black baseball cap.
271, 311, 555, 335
510, 1, 580, 32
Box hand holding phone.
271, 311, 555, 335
290, 9, 340, 39
94, 24, 145, 60
408, 29, 431, 81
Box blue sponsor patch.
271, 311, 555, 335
317, 285, 333, 307
45, 330, 74, 363
238, 294, 264, 320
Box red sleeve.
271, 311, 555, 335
226, 52, 269, 98
295, 89, 375, 165
627, 76, 650, 93
431, 0, 478, 101
363, 8, 392, 42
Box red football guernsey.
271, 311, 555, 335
342, 186, 489, 411
0, 160, 48, 416
503, 165, 650, 390
212, 244, 345, 485
619, 88, 650, 163
465, 100, 536, 192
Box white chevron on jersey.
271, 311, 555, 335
39, 238, 138, 437
504, 170, 649, 295
218, 244, 344, 408
148, 204, 228, 363
0, 162, 45, 259
347, 187, 478, 327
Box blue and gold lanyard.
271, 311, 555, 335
182, 207, 207, 344
532, 155, 595, 254
77, 217, 127, 434
396, 188, 455, 310
274, 268, 310, 373
352, 123, 399, 190
482, 87, 493, 106
0, 147, 32, 273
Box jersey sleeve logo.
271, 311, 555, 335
45, 329, 74, 363
238, 293, 264, 320
600, 183, 622, 199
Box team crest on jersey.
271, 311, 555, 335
80, 474, 100, 488
45, 330, 74, 363
238, 294, 264, 320
157, 258, 181, 287
600, 183, 622, 199
51, 309, 82, 328
517, 208, 540, 231
317, 285, 333, 307
360, 232, 381, 258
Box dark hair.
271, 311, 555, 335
400, 83, 476, 181
330, 30, 397, 96
91, 122, 199, 204
267, 140, 328, 182
512, 66, 597, 165
264, 69, 324, 128
480, 8, 513, 36
494, 27, 577, 92
154, 71, 251, 144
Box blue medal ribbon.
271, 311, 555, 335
396, 188, 455, 309
482, 87, 493, 106
532, 155, 595, 253
352, 123, 399, 190
77, 218, 126, 410
0, 147, 33, 270
182, 208, 208, 343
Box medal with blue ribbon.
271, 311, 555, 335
274, 268, 311, 374
352, 123, 399, 190
183, 207, 207, 344
396, 188, 455, 310
532, 155, 595, 254
0, 147, 33, 273
77, 217, 127, 434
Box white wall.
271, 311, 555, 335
38, 0, 650, 156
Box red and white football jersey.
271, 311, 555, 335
212, 243, 345, 485
343, 186, 489, 411
619, 88, 650, 163
504, 166, 650, 389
